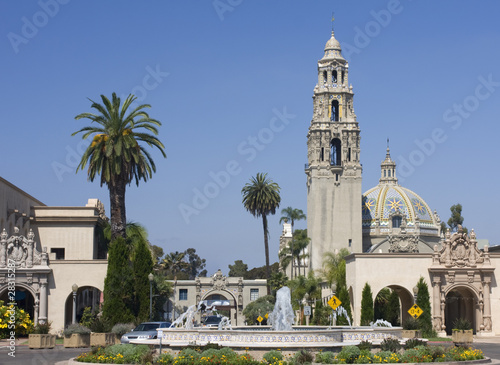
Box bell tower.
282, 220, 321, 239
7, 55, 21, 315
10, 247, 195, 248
306, 30, 362, 271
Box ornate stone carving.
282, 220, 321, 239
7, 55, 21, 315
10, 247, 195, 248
388, 233, 419, 253
0, 228, 43, 268
435, 227, 484, 268
211, 270, 227, 290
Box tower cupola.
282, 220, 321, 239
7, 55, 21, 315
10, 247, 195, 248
379, 146, 398, 184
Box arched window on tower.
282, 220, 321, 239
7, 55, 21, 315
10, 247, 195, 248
331, 100, 339, 122
392, 216, 402, 228
332, 70, 337, 83
323, 71, 327, 84
341, 71, 345, 85
331, 138, 341, 166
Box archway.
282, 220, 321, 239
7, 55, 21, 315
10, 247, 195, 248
0, 286, 35, 322
202, 291, 237, 325
64, 286, 102, 327
445, 287, 476, 335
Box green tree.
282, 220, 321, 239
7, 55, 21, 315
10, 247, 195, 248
387, 289, 401, 326
241, 172, 281, 291
279, 229, 310, 278
288, 272, 321, 324
133, 238, 154, 321
73, 93, 166, 240
151, 245, 164, 267
151, 273, 172, 321
447, 203, 467, 233
360, 283, 374, 326
374, 287, 391, 321
183, 248, 207, 279
279, 207, 306, 232
102, 237, 135, 324
161, 251, 189, 281
246, 262, 280, 280
242, 295, 275, 325
268, 272, 288, 296
416, 277, 434, 336
228, 260, 248, 277
320, 248, 350, 289
336, 285, 353, 326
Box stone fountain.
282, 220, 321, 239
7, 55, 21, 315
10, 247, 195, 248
132, 287, 402, 349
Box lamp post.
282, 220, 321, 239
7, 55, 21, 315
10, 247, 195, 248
148, 273, 154, 320
413, 285, 419, 304
72, 283, 78, 324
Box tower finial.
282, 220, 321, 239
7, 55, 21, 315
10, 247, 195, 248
331, 12, 335, 34
387, 138, 390, 149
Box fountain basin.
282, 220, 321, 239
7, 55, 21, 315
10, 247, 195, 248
131, 326, 402, 349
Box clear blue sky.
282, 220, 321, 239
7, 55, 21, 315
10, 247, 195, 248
1, 1, 499, 275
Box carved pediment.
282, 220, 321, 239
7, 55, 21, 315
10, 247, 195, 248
434, 227, 485, 268
0, 228, 44, 268
210, 270, 227, 290
388, 233, 419, 253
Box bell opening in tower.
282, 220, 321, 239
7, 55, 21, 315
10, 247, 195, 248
331, 100, 339, 122
330, 138, 341, 166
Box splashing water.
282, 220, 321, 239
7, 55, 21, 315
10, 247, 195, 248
370, 319, 392, 328
218, 316, 232, 330
268, 287, 295, 331
170, 305, 198, 329
330, 306, 352, 327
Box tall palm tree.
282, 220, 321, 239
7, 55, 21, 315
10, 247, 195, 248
161, 251, 188, 321
73, 93, 166, 240
279, 207, 306, 234
241, 173, 281, 293
279, 207, 306, 275
293, 229, 310, 277
320, 248, 350, 290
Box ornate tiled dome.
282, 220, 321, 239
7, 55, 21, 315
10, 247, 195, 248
325, 31, 341, 51
321, 31, 345, 61
362, 147, 440, 235
362, 185, 437, 228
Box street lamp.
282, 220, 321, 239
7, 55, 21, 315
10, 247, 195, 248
72, 283, 78, 324
148, 273, 154, 320
413, 285, 419, 303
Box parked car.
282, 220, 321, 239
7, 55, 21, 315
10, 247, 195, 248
202, 315, 222, 328
120, 321, 171, 344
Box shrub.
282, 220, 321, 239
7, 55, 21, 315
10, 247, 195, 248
178, 347, 201, 361
263, 350, 283, 364
90, 315, 112, 333
155, 352, 174, 364
315, 351, 336, 364
111, 322, 135, 337
404, 338, 426, 349
0, 300, 34, 338
357, 340, 372, 351
338, 345, 361, 364
402, 316, 419, 330
452, 318, 472, 331
63, 323, 91, 337
380, 337, 401, 353
355, 350, 374, 364
32, 321, 51, 334
291, 350, 314, 365
75, 344, 151, 363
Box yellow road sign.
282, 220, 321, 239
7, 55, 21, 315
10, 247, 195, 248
408, 304, 423, 319
265, 313, 269, 319
328, 295, 342, 310
257, 315, 263, 323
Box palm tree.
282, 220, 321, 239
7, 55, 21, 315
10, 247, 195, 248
320, 248, 350, 290
73, 93, 166, 240
241, 173, 281, 293
279, 207, 306, 275
279, 207, 306, 234
161, 251, 188, 321
279, 229, 310, 279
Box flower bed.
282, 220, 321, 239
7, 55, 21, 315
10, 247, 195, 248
74, 344, 485, 364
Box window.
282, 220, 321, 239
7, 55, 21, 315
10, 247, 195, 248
332, 70, 337, 83
250, 289, 259, 301
323, 71, 327, 84
392, 216, 402, 228
348, 239, 352, 247
51, 248, 65, 260
330, 138, 341, 165
331, 100, 339, 122
179, 289, 188, 301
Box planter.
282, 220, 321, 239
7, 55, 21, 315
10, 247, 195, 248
28, 334, 56, 349
64, 333, 91, 348
452, 329, 473, 344
90, 332, 118, 347
402, 329, 422, 339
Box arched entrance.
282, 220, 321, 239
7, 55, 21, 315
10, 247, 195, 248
201, 291, 237, 324
64, 286, 102, 326
0, 286, 35, 321
445, 287, 476, 335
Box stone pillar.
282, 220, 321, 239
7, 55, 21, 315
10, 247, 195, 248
432, 276, 442, 332
327, 70, 332, 87
482, 276, 492, 332
0, 229, 7, 268
39, 279, 48, 324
